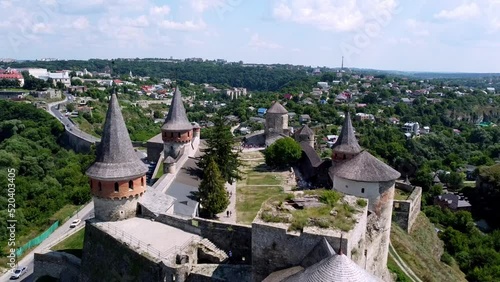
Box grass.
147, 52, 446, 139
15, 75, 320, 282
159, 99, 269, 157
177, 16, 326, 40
246, 173, 281, 186
0, 204, 82, 271
394, 188, 411, 201
51, 228, 86, 258
50, 204, 82, 223
390, 213, 467, 282
387, 255, 412, 282
71, 116, 101, 137
236, 186, 284, 224
155, 162, 164, 179
260, 190, 359, 232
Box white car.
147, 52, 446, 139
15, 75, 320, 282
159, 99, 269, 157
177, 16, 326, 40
10, 266, 27, 280
70, 219, 81, 228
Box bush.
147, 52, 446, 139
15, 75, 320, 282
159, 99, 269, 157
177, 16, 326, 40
319, 190, 341, 206
440, 252, 453, 265
356, 198, 367, 207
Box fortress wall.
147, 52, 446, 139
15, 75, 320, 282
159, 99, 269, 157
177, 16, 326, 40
60, 130, 95, 153
80, 223, 185, 282
33, 252, 80, 282
364, 183, 394, 281
251, 201, 368, 282
393, 186, 422, 233
93, 196, 140, 221
152, 213, 252, 264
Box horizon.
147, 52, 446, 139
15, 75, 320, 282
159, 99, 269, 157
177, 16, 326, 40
1, 1, 499, 73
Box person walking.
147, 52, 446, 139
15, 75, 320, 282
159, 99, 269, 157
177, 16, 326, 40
226, 210, 230, 218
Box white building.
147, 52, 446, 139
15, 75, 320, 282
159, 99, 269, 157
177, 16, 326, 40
402, 122, 420, 135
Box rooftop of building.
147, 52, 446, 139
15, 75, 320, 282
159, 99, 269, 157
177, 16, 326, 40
267, 101, 288, 114
332, 112, 362, 155
255, 190, 367, 233
93, 217, 200, 261
330, 150, 401, 182
86, 93, 148, 181
162, 87, 193, 131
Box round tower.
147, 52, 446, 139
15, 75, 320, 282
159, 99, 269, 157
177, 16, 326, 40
329, 111, 400, 280
295, 124, 315, 148
265, 101, 289, 139
86, 94, 148, 221
162, 87, 194, 159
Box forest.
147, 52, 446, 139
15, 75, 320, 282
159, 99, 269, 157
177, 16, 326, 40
0, 100, 93, 258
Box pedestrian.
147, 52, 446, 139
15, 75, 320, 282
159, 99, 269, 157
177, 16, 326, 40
228, 250, 232, 258
230, 211, 232, 217
226, 210, 229, 218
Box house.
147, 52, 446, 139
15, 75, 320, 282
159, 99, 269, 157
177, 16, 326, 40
486, 87, 495, 94
299, 114, 311, 124
30, 88, 62, 99
0, 68, 24, 87
317, 82, 329, 89
204, 86, 219, 93
283, 93, 293, 100
68, 86, 87, 93
435, 193, 472, 211
402, 122, 420, 135
257, 108, 267, 117
388, 117, 400, 125
0, 91, 27, 100
287, 112, 297, 120
401, 98, 413, 105
355, 113, 375, 122
420, 126, 431, 134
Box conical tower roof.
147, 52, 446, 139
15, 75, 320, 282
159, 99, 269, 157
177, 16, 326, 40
298, 124, 314, 136
285, 253, 382, 282
331, 151, 401, 182
162, 87, 193, 131
332, 111, 361, 155
86, 94, 148, 181
267, 101, 288, 114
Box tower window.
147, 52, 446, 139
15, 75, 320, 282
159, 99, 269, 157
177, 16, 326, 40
361, 188, 365, 194
129, 180, 134, 190
188, 131, 190, 137
141, 177, 144, 187
178, 132, 181, 138
170, 132, 174, 137
98, 182, 102, 191
114, 182, 119, 192
343, 154, 347, 160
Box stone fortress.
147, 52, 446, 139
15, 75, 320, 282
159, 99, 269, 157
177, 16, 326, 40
33, 94, 422, 282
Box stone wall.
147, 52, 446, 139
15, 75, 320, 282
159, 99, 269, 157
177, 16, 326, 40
33, 251, 81, 282
93, 195, 141, 221
80, 223, 188, 282
393, 186, 422, 233
141, 211, 253, 265
60, 130, 96, 153
251, 199, 368, 282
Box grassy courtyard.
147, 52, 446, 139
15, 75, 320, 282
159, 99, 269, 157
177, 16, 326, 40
52, 228, 86, 258
236, 150, 285, 224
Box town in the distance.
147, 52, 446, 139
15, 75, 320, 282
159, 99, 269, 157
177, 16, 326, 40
0, 57, 499, 282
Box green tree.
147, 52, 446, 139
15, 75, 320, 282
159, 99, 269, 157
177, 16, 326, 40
197, 157, 229, 218
264, 137, 302, 168
66, 103, 75, 112
198, 115, 241, 184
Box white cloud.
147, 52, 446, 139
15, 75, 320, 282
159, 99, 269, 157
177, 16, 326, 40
158, 20, 206, 31
32, 22, 53, 34
406, 19, 430, 37
0, 1, 13, 9
387, 37, 424, 45
184, 36, 204, 46
291, 47, 301, 52
72, 17, 89, 30
150, 5, 170, 16
249, 33, 282, 49
434, 3, 481, 20
190, 0, 224, 13
272, 0, 399, 32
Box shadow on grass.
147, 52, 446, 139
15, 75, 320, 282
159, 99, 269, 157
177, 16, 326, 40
55, 249, 83, 259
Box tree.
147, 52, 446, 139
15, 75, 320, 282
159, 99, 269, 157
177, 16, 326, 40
66, 103, 75, 112
197, 157, 229, 218
197, 115, 241, 184
264, 137, 302, 168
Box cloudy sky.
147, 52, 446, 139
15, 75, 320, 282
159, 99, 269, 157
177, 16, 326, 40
0, 0, 499, 72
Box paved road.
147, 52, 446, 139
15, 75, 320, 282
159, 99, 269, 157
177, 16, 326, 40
0, 202, 94, 282
47, 93, 100, 143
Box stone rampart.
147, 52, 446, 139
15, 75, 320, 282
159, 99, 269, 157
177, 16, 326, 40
32, 251, 81, 282
250, 199, 368, 282
393, 186, 422, 233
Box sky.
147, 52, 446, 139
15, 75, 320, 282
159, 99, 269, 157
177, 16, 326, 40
0, 0, 499, 73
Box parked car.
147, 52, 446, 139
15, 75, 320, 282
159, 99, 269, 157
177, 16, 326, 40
10, 266, 27, 280
70, 219, 81, 228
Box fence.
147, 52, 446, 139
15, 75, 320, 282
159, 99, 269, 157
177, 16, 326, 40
16, 221, 59, 257
93, 222, 198, 265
